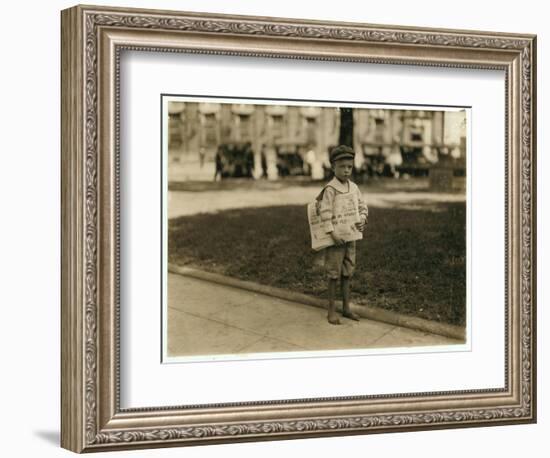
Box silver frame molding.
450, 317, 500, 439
61, 4, 536, 453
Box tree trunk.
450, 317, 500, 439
338, 108, 354, 148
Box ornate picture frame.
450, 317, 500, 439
61, 4, 536, 453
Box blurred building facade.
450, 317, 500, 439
168, 101, 466, 175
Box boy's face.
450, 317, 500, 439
332, 158, 354, 182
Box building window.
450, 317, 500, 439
306, 117, 317, 145
203, 113, 218, 148
168, 112, 182, 148
272, 115, 284, 141
374, 117, 385, 144
239, 114, 252, 142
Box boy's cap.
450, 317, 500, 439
329, 145, 355, 163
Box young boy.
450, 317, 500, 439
318, 145, 368, 325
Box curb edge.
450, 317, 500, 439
168, 264, 465, 341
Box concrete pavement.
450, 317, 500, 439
166, 273, 462, 359
168, 183, 465, 218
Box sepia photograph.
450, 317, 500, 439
59, 4, 536, 451
162, 96, 469, 361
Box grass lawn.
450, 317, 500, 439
168, 203, 466, 326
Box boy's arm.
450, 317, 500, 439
357, 186, 368, 224
320, 187, 345, 245
319, 186, 336, 233
319, 186, 344, 245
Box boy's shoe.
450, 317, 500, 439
327, 312, 341, 325
343, 310, 360, 321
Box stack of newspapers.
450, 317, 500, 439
307, 193, 363, 251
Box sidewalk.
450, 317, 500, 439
166, 273, 462, 358
167, 183, 465, 218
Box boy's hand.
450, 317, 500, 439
355, 215, 368, 232
329, 232, 345, 246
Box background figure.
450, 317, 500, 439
261, 145, 268, 179
214, 145, 224, 181
305, 145, 316, 176
386, 144, 403, 178
199, 147, 206, 169
245, 142, 255, 178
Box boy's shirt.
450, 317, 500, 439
319, 177, 368, 234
